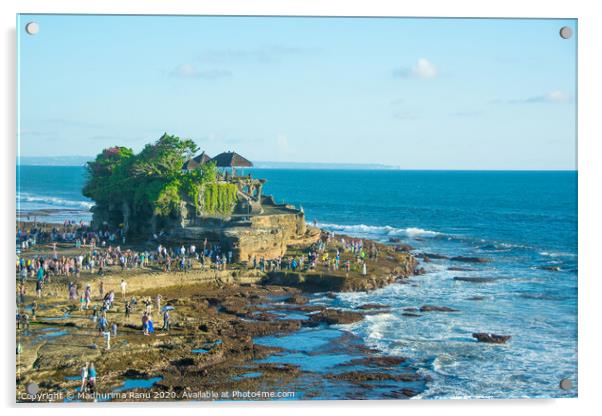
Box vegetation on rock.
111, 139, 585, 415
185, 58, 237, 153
83, 133, 238, 236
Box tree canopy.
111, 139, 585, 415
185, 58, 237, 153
83, 133, 238, 231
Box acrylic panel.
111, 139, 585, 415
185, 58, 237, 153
16, 14, 577, 403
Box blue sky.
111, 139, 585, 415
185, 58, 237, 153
17, 15, 577, 169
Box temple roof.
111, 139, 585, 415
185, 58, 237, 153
182, 151, 211, 170
210, 151, 253, 168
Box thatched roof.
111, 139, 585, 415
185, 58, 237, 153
210, 151, 253, 168
182, 151, 211, 170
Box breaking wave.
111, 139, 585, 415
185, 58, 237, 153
315, 222, 442, 239
17, 193, 94, 210
539, 251, 577, 258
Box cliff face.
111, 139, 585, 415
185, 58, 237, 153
161, 203, 319, 263
228, 212, 317, 262
92, 187, 318, 263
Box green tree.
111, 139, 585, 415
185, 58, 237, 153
83, 134, 238, 236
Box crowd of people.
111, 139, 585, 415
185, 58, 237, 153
16, 220, 379, 397
249, 232, 376, 276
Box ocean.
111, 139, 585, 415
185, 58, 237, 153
16, 166, 578, 399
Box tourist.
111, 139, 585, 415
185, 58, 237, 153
120, 279, 127, 299
35, 278, 43, 298
69, 282, 77, 301
148, 315, 155, 334
144, 297, 152, 315
111, 322, 118, 337
31, 300, 37, 320
125, 300, 132, 320
87, 363, 97, 394
18, 283, 26, 305
362, 261, 367, 276
17, 311, 29, 331
80, 362, 89, 392
107, 290, 115, 309
98, 313, 108, 335
155, 294, 162, 313
163, 310, 170, 331
142, 312, 149, 335
84, 285, 91, 309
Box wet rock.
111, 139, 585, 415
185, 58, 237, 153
123, 368, 149, 378
172, 358, 195, 367
454, 276, 497, 283
402, 312, 421, 317
450, 256, 490, 263
357, 303, 389, 310
403, 307, 419, 312
287, 305, 323, 313
325, 292, 338, 299
384, 388, 419, 398
467, 296, 487, 301
539, 265, 561, 272
306, 309, 364, 326
394, 244, 414, 252
473, 332, 511, 344
253, 312, 280, 321
221, 299, 249, 316
419, 305, 459, 312
388, 237, 401, 243
417, 252, 449, 260
339, 356, 407, 367
257, 363, 299, 374
285, 294, 309, 305
448, 267, 476, 272
327, 371, 420, 382
413, 267, 426, 275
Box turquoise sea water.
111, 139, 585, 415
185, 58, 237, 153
16, 166, 577, 399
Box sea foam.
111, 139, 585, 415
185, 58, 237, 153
316, 222, 441, 238
17, 193, 94, 210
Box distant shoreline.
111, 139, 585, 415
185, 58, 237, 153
16, 162, 577, 172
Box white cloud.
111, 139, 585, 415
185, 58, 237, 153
394, 58, 438, 79
505, 90, 572, 104
170, 64, 232, 79
545, 90, 570, 102
412, 58, 438, 79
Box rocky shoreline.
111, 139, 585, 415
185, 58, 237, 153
16, 229, 438, 402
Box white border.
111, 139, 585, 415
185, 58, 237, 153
2, 1, 600, 415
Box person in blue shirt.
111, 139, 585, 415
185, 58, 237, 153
98, 314, 108, 335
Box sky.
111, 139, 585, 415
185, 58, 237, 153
17, 15, 577, 169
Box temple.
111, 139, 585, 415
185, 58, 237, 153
165, 151, 320, 262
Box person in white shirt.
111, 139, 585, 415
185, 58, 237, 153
120, 279, 127, 299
